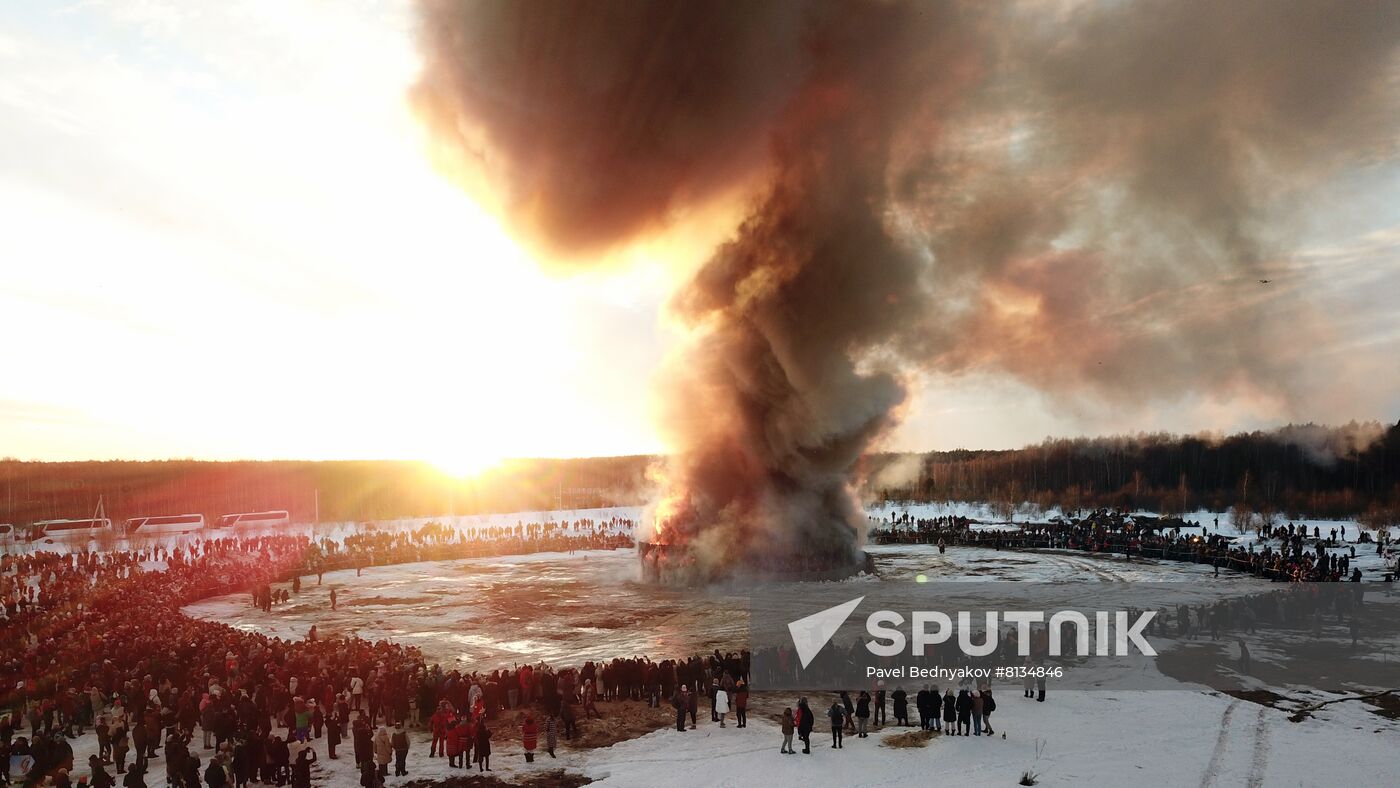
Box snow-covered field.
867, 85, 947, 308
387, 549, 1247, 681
34, 503, 1400, 785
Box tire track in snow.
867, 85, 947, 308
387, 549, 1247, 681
1245, 705, 1271, 788
1199, 698, 1240, 788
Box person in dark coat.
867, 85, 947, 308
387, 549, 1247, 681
839, 691, 855, 734
326, 711, 341, 759
473, 720, 492, 772
88, 754, 115, 788
121, 762, 147, 788
795, 698, 814, 754
686, 685, 699, 729
204, 754, 228, 788
291, 746, 316, 788
130, 722, 148, 775
391, 723, 409, 776
826, 700, 845, 749
269, 735, 290, 785
352, 719, 372, 769
854, 691, 871, 738
111, 724, 130, 774
915, 686, 931, 730
892, 687, 909, 726
941, 690, 957, 734
232, 739, 252, 788
955, 689, 972, 736
671, 686, 689, 732
980, 685, 997, 735
358, 759, 380, 788
559, 699, 577, 740
734, 681, 749, 728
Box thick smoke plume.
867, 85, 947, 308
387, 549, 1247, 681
412, 0, 1400, 577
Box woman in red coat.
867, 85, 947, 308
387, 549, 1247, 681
444, 717, 466, 769
521, 714, 539, 763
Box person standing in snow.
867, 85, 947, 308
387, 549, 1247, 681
827, 699, 845, 748
373, 726, 391, 778
734, 681, 749, 728
521, 714, 538, 763
714, 680, 730, 728
854, 691, 871, 738
291, 746, 316, 788
391, 722, 409, 776
980, 684, 996, 735
796, 698, 814, 754
474, 719, 492, 772
687, 683, 699, 729
780, 708, 795, 754
350, 676, 364, 712
672, 686, 688, 732
892, 687, 909, 726
544, 714, 558, 758
840, 691, 856, 734
941, 689, 956, 734
955, 688, 972, 735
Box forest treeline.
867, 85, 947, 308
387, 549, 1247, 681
866, 421, 1400, 523
3, 421, 1398, 531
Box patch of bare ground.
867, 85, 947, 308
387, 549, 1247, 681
1223, 689, 1290, 710
398, 770, 591, 788
488, 701, 673, 752
883, 729, 939, 748
1364, 691, 1400, 720
566, 700, 675, 749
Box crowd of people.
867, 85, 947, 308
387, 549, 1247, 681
2, 506, 1390, 785
0, 520, 684, 787
871, 508, 1390, 582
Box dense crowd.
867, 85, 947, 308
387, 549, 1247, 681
0, 520, 670, 787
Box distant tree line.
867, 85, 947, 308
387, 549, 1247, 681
5, 421, 1397, 533
0, 456, 652, 530
864, 421, 1400, 524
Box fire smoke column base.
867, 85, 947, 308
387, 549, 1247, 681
638, 541, 875, 585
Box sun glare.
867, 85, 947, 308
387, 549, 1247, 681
429, 451, 501, 479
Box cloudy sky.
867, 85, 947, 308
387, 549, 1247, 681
3, 0, 1398, 469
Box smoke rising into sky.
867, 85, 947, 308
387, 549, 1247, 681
412, 0, 1400, 573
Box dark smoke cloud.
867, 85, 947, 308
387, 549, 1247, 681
411, 0, 809, 259
909, 0, 1400, 410
411, 0, 1400, 575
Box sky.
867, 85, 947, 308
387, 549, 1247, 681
3, 0, 1399, 469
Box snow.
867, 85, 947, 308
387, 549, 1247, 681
576, 686, 1396, 787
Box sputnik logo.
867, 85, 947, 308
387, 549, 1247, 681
788, 596, 864, 669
